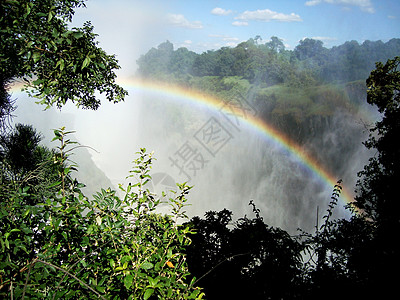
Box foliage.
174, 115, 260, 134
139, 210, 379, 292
298, 181, 353, 298
0, 128, 203, 299
0, 0, 127, 110
349, 56, 400, 297
354, 56, 400, 223
185, 172, 395, 298
0, 124, 59, 205
185, 201, 304, 299
0, 76, 15, 129
0, 124, 43, 178
137, 37, 400, 85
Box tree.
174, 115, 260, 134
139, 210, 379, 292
214, 47, 236, 76
0, 0, 127, 112
355, 56, 400, 226
0, 124, 60, 206
168, 47, 197, 75
266, 36, 285, 53
350, 56, 400, 297
136, 41, 176, 78
294, 38, 325, 61
185, 202, 303, 299
0, 76, 15, 129
0, 128, 204, 299
0, 124, 42, 177
191, 50, 218, 77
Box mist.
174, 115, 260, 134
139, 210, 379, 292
116, 88, 374, 233
9, 0, 389, 234
11, 77, 374, 234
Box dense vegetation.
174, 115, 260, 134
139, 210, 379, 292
136, 36, 400, 124
1, 0, 399, 298
1, 1, 202, 298
137, 37, 400, 84
0, 128, 203, 299
0, 0, 127, 113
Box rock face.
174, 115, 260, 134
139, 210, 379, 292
72, 146, 115, 197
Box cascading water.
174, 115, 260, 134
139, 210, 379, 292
130, 87, 372, 233
12, 79, 372, 234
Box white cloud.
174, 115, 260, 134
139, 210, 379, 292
232, 21, 249, 26
225, 42, 239, 47
176, 40, 193, 49
223, 37, 240, 42
235, 9, 302, 22
305, 0, 322, 6
311, 36, 338, 41
211, 7, 232, 16
167, 14, 203, 29
305, 0, 375, 13
209, 34, 240, 42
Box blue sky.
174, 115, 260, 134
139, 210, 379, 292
71, 0, 400, 74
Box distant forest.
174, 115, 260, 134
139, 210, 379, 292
136, 38, 400, 132
137, 37, 400, 84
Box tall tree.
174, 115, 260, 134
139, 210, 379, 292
0, 124, 42, 178
0, 76, 15, 129
294, 38, 325, 61
266, 36, 285, 53
353, 56, 400, 297
0, 124, 60, 205
0, 0, 127, 112
355, 56, 400, 227
136, 41, 175, 77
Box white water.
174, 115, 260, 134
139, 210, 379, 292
12, 86, 372, 233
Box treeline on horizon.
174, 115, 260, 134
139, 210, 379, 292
137, 36, 400, 85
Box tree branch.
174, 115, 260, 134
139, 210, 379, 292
36, 259, 106, 300
193, 252, 250, 285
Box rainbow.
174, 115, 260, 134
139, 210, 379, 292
9, 77, 356, 209
117, 77, 356, 209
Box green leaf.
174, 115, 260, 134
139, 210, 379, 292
141, 262, 154, 270
48, 10, 54, 22
143, 288, 154, 300
25, 3, 31, 15
147, 276, 160, 287
32, 51, 41, 63
53, 218, 61, 230
56, 59, 65, 71
72, 32, 84, 39
124, 274, 134, 289
81, 56, 91, 70
47, 181, 62, 188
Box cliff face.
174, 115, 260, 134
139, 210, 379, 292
255, 81, 371, 178
345, 80, 368, 105
256, 83, 364, 140
70, 145, 115, 197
